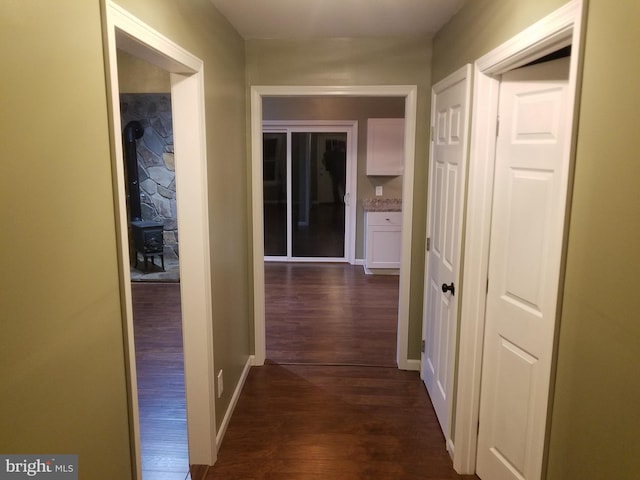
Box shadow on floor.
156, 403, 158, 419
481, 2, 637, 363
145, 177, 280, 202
131, 255, 180, 282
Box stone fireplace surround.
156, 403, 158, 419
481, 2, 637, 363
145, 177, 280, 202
120, 93, 179, 272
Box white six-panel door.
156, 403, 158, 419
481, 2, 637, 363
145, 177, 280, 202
421, 65, 471, 446
476, 57, 570, 480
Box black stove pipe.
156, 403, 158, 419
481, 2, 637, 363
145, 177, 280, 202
123, 121, 145, 221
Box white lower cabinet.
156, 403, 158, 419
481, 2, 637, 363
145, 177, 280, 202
365, 211, 402, 270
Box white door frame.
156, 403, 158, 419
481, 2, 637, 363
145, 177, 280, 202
262, 120, 358, 263
251, 86, 418, 369
453, 0, 584, 473
103, 2, 218, 475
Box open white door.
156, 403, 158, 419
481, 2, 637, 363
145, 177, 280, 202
421, 65, 471, 447
476, 57, 571, 480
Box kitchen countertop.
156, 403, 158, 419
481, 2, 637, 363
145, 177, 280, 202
362, 198, 402, 212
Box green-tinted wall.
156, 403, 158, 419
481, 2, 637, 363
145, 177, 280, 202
117, 49, 171, 93
432, 0, 569, 83
113, 0, 251, 431
262, 96, 405, 259
1, 0, 250, 477
247, 38, 432, 359
434, 0, 640, 476
0, 1, 132, 478
5, 0, 638, 477
546, 1, 640, 477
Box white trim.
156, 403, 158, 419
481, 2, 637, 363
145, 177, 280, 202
262, 120, 358, 264
453, 0, 583, 474
405, 359, 421, 371
215, 356, 252, 448
363, 267, 400, 276
250, 355, 263, 367
447, 438, 455, 459
107, 2, 201, 73
250, 85, 418, 369
103, 1, 218, 470
171, 70, 218, 467
266, 257, 349, 263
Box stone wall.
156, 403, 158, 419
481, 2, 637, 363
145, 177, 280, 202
120, 93, 178, 260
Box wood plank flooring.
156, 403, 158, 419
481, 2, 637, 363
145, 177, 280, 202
132, 282, 190, 480
265, 263, 399, 366
205, 364, 478, 480
133, 265, 478, 480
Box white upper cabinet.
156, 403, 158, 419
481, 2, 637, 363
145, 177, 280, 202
366, 118, 404, 176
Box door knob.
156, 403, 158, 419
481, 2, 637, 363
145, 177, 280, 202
442, 282, 455, 296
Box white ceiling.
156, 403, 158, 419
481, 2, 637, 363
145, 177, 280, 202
210, 0, 466, 39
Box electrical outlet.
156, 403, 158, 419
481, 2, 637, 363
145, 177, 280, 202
375, 186, 383, 196
217, 370, 224, 398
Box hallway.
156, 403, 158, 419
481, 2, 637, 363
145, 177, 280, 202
205, 263, 477, 479
133, 265, 477, 479
265, 262, 399, 366
205, 364, 478, 480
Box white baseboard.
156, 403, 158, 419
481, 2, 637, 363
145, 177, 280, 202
363, 266, 400, 275
251, 354, 263, 366
405, 359, 421, 371
216, 355, 253, 449
354, 258, 365, 266
447, 438, 455, 459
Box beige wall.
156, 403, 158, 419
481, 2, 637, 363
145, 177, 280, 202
546, 1, 640, 477
6, 1, 638, 477
117, 49, 171, 93
113, 0, 251, 432
434, 0, 640, 477
0, 1, 132, 478
432, 0, 569, 83
248, 38, 432, 358
1, 0, 250, 476
262, 96, 405, 259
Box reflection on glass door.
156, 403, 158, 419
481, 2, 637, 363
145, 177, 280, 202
263, 129, 348, 260
263, 132, 287, 256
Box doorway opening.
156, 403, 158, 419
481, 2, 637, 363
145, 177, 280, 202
104, 2, 218, 476
116, 48, 187, 479
260, 103, 403, 366
251, 87, 418, 370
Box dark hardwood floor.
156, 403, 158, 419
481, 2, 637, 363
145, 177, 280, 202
132, 282, 190, 480
132, 266, 478, 480
265, 262, 399, 366
205, 364, 478, 480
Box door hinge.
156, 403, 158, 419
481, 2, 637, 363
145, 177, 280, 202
430, 125, 435, 142
496, 116, 500, 137
421, 339, 426, 353
486, 278, 489, 294
426, 237, 431, 252
477, 420, 481, 435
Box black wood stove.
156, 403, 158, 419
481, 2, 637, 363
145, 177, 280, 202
123, 120, 164, 271
130, 220, 164, 270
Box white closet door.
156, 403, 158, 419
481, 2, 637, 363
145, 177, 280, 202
476, 57, 571, 480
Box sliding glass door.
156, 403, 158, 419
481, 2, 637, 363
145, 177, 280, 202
263, 125, 351, 261
263, 132, 287, 256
